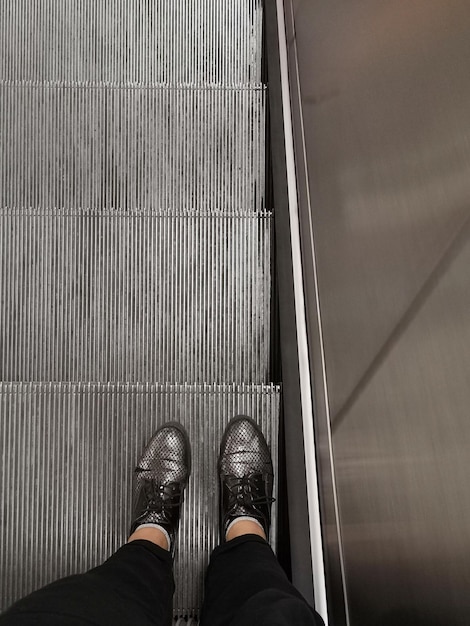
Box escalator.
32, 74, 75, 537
0, 0, 312, 620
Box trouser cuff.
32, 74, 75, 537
126, 539, 174, 564
210, 533, 269, 559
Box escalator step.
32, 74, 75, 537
0, 381, 280, 616
0, 0, 264, 85
0, 84, 266, 213
0, 1, 277, 620
0, 210, 272, 383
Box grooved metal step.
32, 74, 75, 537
0, 0, 277, 620
0, 85, 266, 212
0, 0, 263, 85
0, 210, 272, 383
0, 382, 280, 616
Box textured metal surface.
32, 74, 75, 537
286, 0, 470, 624
0, 0, 263, 85
0, 0, 277, 620
0, 85, 266, 213
333, 233, 470, 626
0, 210, 271, 383
0, 382, 280, 616
0, 0, 266, 213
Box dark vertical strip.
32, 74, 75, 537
264, 0, 314, 605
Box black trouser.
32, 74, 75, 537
0, 535, 324, 626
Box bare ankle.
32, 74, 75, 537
226, 519, 266, 542
128, 526, 169, 551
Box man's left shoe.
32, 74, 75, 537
218, 415, 274, 541
130, 422, 191, 555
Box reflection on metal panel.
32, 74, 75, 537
334, 233, 470, 625
286, 0, 470, 623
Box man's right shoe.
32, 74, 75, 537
130, 422, 191, 555
218, 415, 274, 541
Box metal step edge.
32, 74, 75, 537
0, 208, 273, 217
0, 381, 281, 392
0, 80, 267, 90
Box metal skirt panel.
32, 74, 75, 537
0, 84, 266, 213
0, 211, 272, 383
0, 0, 264, 85
0, 381, 280, 616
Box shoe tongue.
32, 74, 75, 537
225, 473, 261, 487
230, 502, 253, 518
225, 475, 265, 522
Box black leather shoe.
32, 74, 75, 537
130, 422, 191, 554
218, 416, 274, 541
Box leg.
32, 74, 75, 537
0, 422, 191, 626
201, 534, 323, 626
0, 539, 174, 626
200, 416, 324, 626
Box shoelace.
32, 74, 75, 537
226, 474, 275, 510
135, 475, 182, 523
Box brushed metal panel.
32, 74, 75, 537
291, 0, 470, 419
286, 0, 470, 623
333, 231, 470, 625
